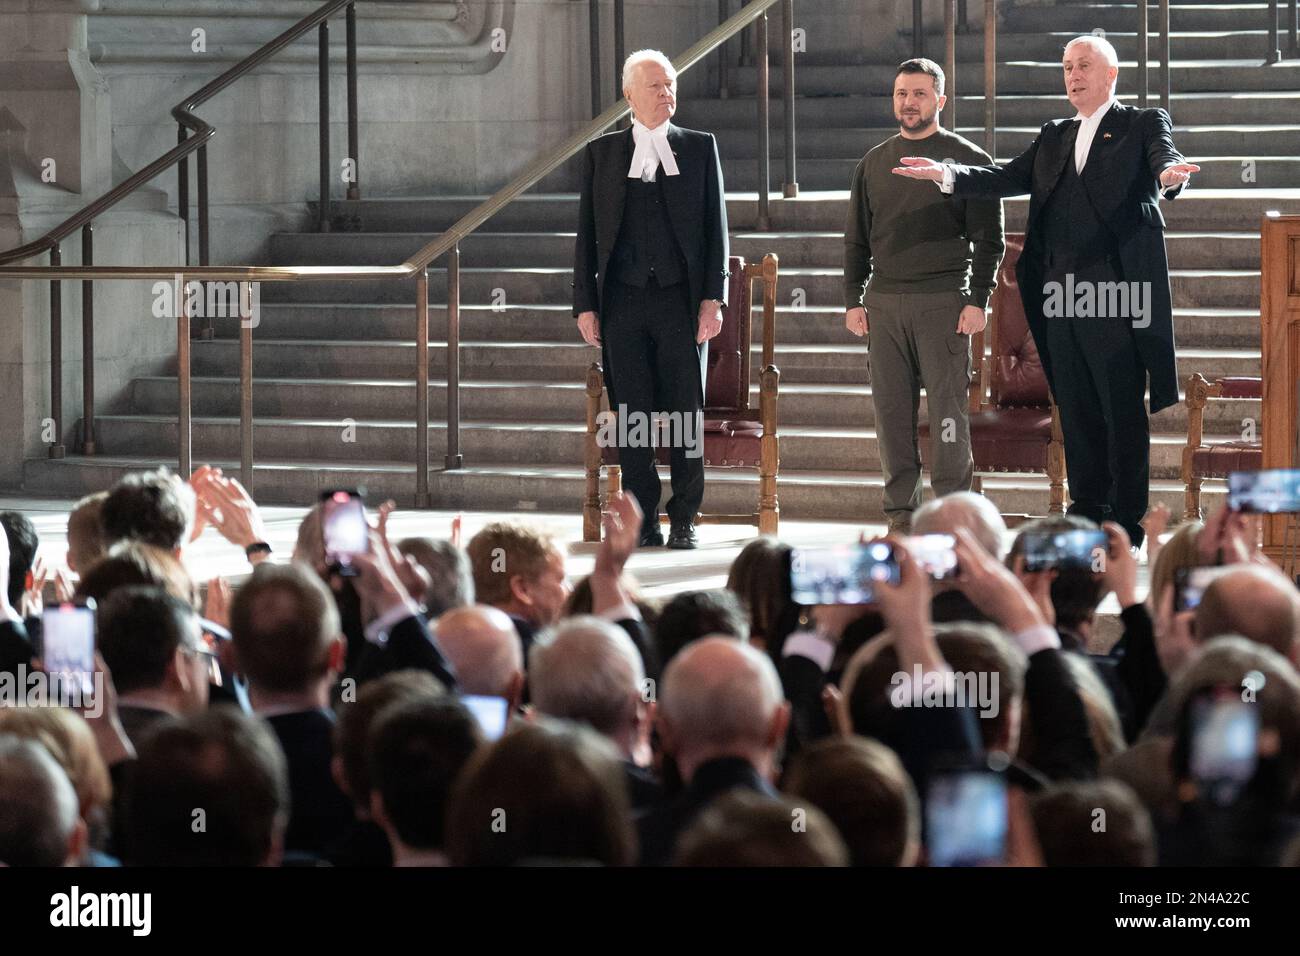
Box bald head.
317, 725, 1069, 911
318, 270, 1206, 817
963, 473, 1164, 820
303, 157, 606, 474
912, 492, 1006, 560
435, 605, 524, 699
1196, 565, 1300, 662
660, 637, 788, 780
530, 617, 645, 752
0, 736, 83, 866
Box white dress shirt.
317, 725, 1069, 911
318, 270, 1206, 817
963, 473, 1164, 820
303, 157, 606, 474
627, 117, 679, 182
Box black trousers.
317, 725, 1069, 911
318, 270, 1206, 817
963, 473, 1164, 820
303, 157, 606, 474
1043, 257, 1150, 546
600, 277, 707, 531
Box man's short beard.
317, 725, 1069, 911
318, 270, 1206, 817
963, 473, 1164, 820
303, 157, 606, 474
898, 110, 937, 131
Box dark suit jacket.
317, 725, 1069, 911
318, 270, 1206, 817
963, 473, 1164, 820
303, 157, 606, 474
573, 121, 730, 318
636, 755, 778, 866
948, 104, 1185, 413
0, 618, 33, 676
266, 708, 356, 857
349, 613, 458, 690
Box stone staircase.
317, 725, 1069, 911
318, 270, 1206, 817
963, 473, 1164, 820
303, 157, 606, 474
24, 0, 1300, 525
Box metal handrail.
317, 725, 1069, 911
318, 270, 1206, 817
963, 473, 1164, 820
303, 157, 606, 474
0, 0, 792, 508
0, 0, 356, 267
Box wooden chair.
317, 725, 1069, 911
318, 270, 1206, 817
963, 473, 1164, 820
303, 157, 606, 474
919, 234, 1066, 517
582, 254, 780, 541
1181, 372, 1262, 520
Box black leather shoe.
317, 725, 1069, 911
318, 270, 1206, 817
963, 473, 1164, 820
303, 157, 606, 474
639, 527, 665, 548
667, 523, 698, 549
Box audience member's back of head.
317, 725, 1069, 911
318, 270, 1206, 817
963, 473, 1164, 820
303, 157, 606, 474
446, 719, 634, 866
433, 604, 523, 699
1030, 779, 1156, 866
100, 468, 194, 552
912, 491, 1007, 561
1196, 564, 1300, 661
1007, 514, 1105, 632
124, 707, 289, 866
673, 790, 848, 866
1148, 520, 1202, 611
0, 707, 111, 830
370, 696, 483, 854
655, 589, 749, 666
0, 735, 83, 866
782, 736, 920, 866
396, 536, 474, 617
230, 562, 341, 694
0, 511, 38, 607
96, 585, 202, 695
530, 616, 644, 740
659, 637, 788, 780
333, 669, 446, 809
843, 623, 1026, 757
74, 541, 196, 608
66, 491, 109, 575
726, 536, 799, 654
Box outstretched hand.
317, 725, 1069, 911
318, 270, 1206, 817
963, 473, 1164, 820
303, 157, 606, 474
891, 156, 946, 181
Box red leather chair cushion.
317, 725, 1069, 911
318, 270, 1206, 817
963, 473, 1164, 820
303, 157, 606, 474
600, 416, 764, 467
1191, 441, 1263, 478
920, 406, 1055, 472
1215, 377, 1262, 399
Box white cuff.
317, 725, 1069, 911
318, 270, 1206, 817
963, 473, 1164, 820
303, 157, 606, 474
364, 600, 422, 645
782, 630, 837, 672
1012, 624, 1061, 656
939, 163, 956, 194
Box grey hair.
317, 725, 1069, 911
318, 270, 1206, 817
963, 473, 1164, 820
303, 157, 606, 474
622, 49, 676, 93
529, 616, 645, 739
1064, 34, 1120, 69
913, 491, 1008, 561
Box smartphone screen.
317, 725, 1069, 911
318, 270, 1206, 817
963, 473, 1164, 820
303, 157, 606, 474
1228, 468, 1300, 513
1020, 529, 1108, 573
911, 533, 959, 580
41, 603, 96, 698
461, 694, 510, 742
1174, 566, 1231, 613
321, 490, 367, 574
790, 541, 899, 606
925, 770, 1008, 867
1190, 695, 1259, 797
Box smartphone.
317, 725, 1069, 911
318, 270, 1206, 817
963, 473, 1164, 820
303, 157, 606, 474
1189, 692, 1259, 804
790, 541, 899, 606
320, 489, 368, 576
1020, 529, 1108, 573
41, 601, 97, 698
461, 694, 510, 742
911, 533, 959, 580
925, 769, 1008, 867
1173, 566, 1231, 613
1228, 469, 1300, 513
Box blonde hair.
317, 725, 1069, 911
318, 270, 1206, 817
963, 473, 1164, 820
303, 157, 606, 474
1148, 521, 1203, 610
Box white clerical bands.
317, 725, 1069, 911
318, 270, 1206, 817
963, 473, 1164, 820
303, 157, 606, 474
628, 119, 679, 181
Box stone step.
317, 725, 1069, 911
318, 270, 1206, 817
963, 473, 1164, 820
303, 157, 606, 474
325, 188, 1300, 234
85, 407, 1230, 480
1001, 3, 1278, 34
256, 263, 1262, 306
182, 336, 1260, 384
720, 156, 1300, 191
946, 29, 1286, 62
223, 303, 1261, 349
126, 372, 1261, 434
20, 454, 1226, 521
682, 91, 1300, 130
709, 125, 1300, 161
728, 60, 1300, 96
268, 229, 1261, 271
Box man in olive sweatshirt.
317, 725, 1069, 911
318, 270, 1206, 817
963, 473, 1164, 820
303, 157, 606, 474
844, 58, 1004, 532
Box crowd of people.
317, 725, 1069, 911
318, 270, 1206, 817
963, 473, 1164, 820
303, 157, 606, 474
1, 469, 1298, 867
